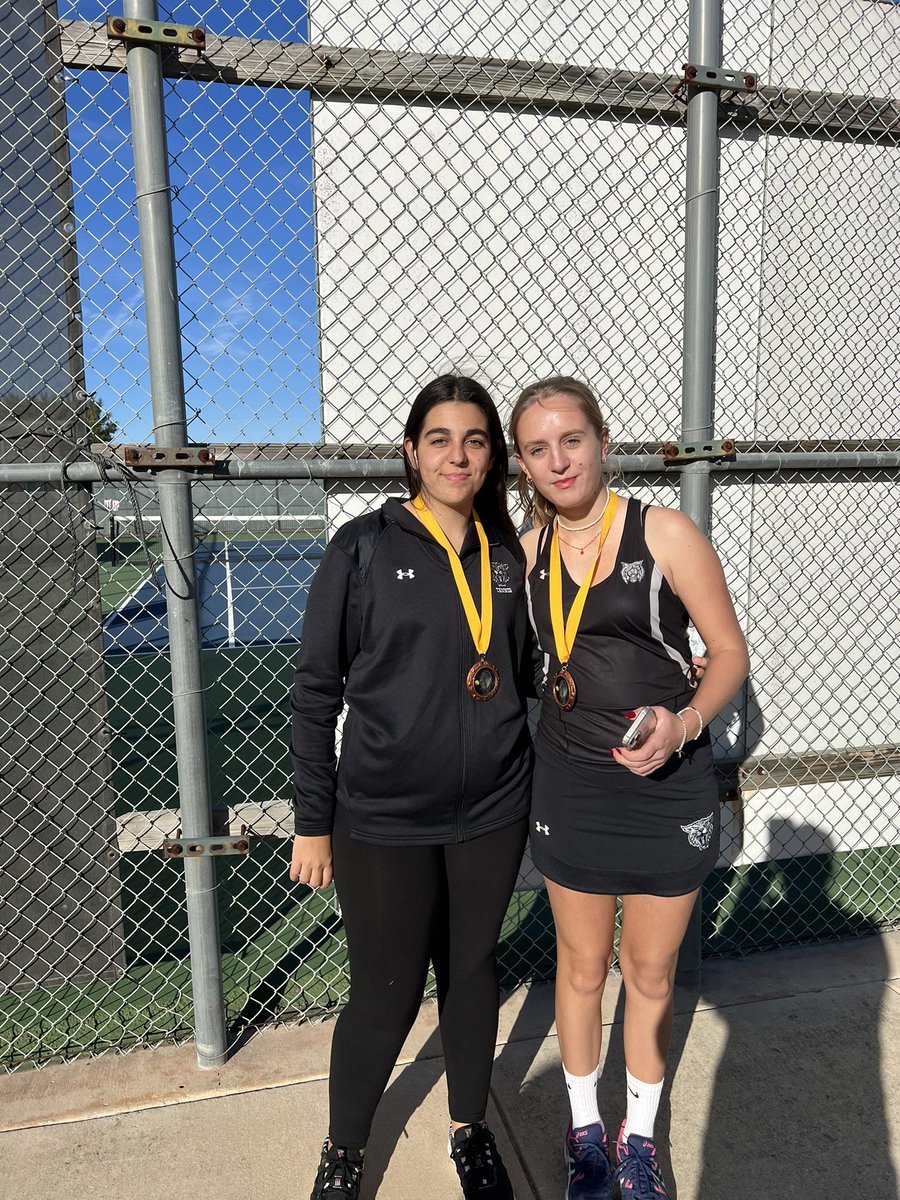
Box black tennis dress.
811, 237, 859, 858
526, 496, 719, 896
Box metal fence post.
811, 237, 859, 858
123, 0, 227, 1066
677, 0, 723, 989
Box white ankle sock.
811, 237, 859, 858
623, 1070, 664, 1140
563, 1063, 602, 1130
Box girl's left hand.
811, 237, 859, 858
611, 706, 683, 777
691, 654, 709, 682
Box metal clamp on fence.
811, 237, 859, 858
675, 65, 757, 99
106, 16, 206, 53
162, 833, 252, 859
120, 446, 216, 469
661, 439, 737, 464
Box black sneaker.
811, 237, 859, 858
449, 1122, 515, 1199
309, 1140, 364, 1199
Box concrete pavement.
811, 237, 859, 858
2, 932, 899, 1199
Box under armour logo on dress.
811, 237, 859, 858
681, 812, 714, 850
396, 569, 415, 580
539, 569, 547, 580
535, 820, 550, 835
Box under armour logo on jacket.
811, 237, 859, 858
535, 820, 549, 835
396, 569, 415, 580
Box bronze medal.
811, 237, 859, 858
467, 660, 501, 702
552, 666, 576, 712
412, 497, 499, 701
548, 491, 619, 713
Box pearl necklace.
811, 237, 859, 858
556, 489, 612, 555
556, 488, 610, 533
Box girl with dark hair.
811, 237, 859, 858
511, 377, 749, 1200
402, 374, 519, 544
290, 375, 533, 1200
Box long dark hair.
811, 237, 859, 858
403, 375, 517, 541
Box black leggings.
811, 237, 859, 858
328, 808, 528, 1148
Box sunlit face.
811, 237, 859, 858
514, 394, 608, 514
404, 401, 495, 513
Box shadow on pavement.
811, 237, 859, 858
695, 819, 896, 1200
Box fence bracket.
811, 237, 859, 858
662, 438, 737, 464
676, 65, 757, 97
121, 445, 216, 469
162, 831, 251, 859
106, 15, 206, 52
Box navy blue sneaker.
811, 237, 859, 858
564, 1122, 614, 1200
614, 1121, 668, 1198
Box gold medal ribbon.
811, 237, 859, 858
412, 496, 493, 659
549, 490, 619, 666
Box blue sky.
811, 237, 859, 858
63, 1, 322, 445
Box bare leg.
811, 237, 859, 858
545, 880, 618, 1074
618, 890, 699, 1082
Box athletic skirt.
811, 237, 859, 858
529, 740, 720, 897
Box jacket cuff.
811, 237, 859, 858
293, 815, 335, 837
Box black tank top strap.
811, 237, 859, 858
615, 495, 646, 561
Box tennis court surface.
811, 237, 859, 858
103, 538, 324, 654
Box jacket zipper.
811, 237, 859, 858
455, 597, 470, 842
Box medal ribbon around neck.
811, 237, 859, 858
549, 489, 619, 673
412, 496, 499, 700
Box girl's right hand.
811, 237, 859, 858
289, 834, 333, 889
611, 705, 684, 776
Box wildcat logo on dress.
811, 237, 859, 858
620, 560, 646, 584
680, 812, 714, 850
491, 561, 513, 593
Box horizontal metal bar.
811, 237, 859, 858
58, 21, 688, 121
707, 452, 900, 472
56, 21, 900, 143
118, 744, 900, 851
224, 457, 411, 480
2, 450, 900, 485
717, 744, 900, 792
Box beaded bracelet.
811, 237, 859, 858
678, 705, 704, 741
674, 711, 688, 757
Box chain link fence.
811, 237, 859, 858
1, 0, 898, 1070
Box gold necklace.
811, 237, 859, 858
557, 529, 601, 556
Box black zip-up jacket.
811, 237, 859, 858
290, 498, 533, 844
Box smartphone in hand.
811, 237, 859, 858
621, 705, 657, 750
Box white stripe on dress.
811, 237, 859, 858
524, 572, 550, 689
649, 563, 692, 683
